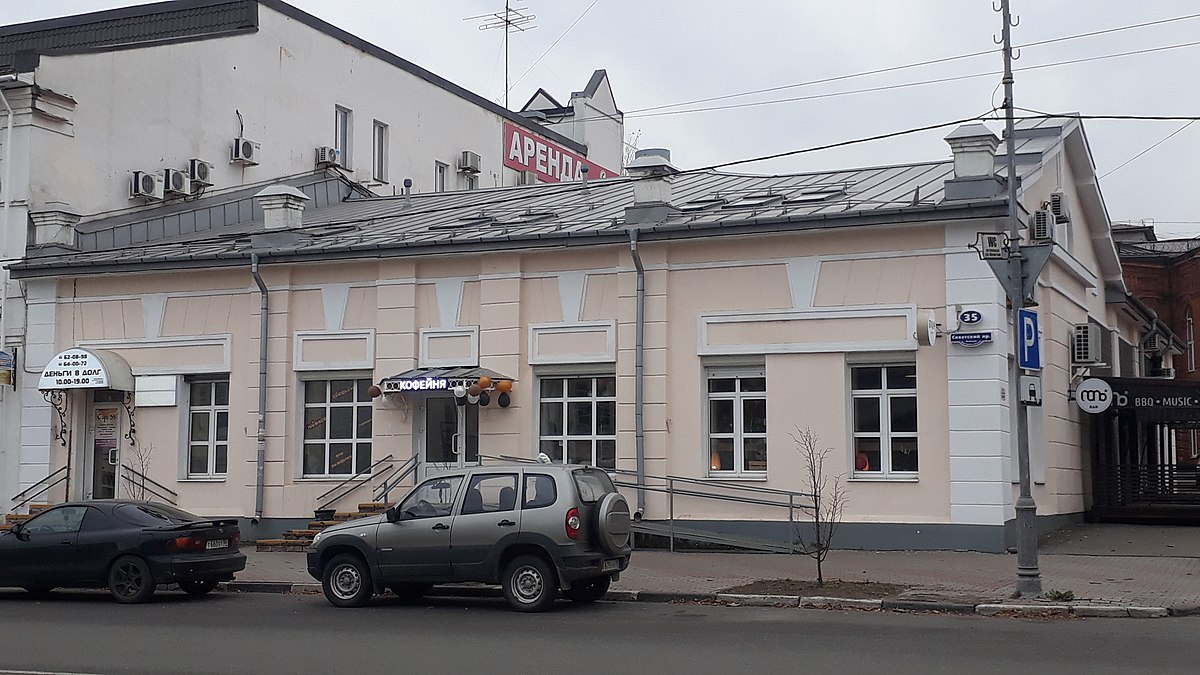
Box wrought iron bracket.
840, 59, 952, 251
42, 389, 69, 447
122, 391, 138, 448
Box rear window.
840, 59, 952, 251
572, 468, 616, 504
113, 503, 201, 527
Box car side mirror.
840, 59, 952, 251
385, 506, 398, 523
10, 523, 26, 539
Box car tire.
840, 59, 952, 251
179, 579, 218, 597
389, 583, 432, 602
563, 576, 611, 604
108, 556, 157, 604
594, 492, 631, 554
322, 553, 373, 608
502, 554, 558, 613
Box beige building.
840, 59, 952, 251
6, 117, 1159, 551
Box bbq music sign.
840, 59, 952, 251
503, 122, 615, 183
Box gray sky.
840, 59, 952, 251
9, 1, 1200, 237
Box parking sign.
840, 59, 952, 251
1018, 308, 1041, 370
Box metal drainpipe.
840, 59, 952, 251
628, 229, 646, 519
251, 254, 268, 522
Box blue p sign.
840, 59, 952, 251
1018, 308, 1041, 370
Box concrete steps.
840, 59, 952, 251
1, 503, 52, 533
256, 507, 387, 552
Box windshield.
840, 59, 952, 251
572, 468, 616, 504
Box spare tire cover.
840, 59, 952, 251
595, 492, 631, 554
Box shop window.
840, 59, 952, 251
705, 367, 767, 476
334, 106, 353, 170
537, 375, 617, 469
372, 120, 388, 183
187, 379, 229, 478
302, 378, 373, 477
851, 364, 918, 477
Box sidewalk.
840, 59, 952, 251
231, 523, 1200, 617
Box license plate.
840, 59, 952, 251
205, 539, 229, 550
602, 559, 620, 572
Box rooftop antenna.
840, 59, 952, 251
466, 2, 536, 109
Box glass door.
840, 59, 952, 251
421, 397, 478, 477
86, 404, 122, 499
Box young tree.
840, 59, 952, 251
792, 427, 847, 585
123, 442, 153, 501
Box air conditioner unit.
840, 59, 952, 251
1049, 191, 1070, 223
1143, 333, 1168, 352
1148, 366, 1176, 379
231, 137, 260, 165
1071, 323, 1103, 364
163, 168, 191, 196
315, 146, 341, 167
458, 150, 482, 174
189, 158, 214, 187
130, 171, 164, 200
1029, 208, 1055, 243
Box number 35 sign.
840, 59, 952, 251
1075, 378, 1113, 414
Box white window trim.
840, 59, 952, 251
335, 106, 353, 170
703, 364, 767, 478
185, 377, 229, 479
372, 120, 388, 183
297, 372, 374, 479
850, 363, 918, 479
1187, 309, 1195, 373
535, 373, 618, 469
434, 161, 448, 192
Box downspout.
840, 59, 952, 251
628, 229, 646, 519
251, 254, 268, 522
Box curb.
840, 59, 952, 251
220, 581, 1180, 619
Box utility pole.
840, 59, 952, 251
466, 2, 537, 109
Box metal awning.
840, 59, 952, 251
38, 348, 135, 392
380, 367, 512, 394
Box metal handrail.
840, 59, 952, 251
374, 455, 420, 505
611, 467, 812, 500
11, 466, 69, 511
121, 464, 179, 505
121, 464, 179, 499
316, 454, 395, 511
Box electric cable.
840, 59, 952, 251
507, 0, 599, 94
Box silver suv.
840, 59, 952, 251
306, 464, 632, 612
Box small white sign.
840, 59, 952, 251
1075, 378, 1113, 414
39, 350, 110, 389
971, 232, 1011, 260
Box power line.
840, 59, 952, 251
507, 0, 599, 95
1100, 119, 1199, 179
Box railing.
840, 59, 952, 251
316, 454, 394, 512
1095, 463, 1200, 506
373, 455, 420, 505
120, 464, 179, 505
10, 466, 69, 511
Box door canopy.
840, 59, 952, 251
38, 348, 135, 392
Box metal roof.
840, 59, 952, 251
1117, 240, 1200, 260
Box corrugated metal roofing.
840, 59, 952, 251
1117, 240, 1200, 259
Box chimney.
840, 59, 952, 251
254, 185, 310, 230
624, 148, 679, 226
29, 202, 81, 251
943, 124, 1006, 200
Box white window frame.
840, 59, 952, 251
1187, 309, 1195, 373
434, 162, 448, 192
850, 363, 918, 478
462, 173, 478, 191
372, 120, 388, 183
300, 374, 374, 478
536, 374, 617, 469
334, 106, 353, 170
186, 378, 229, 479
704, 365, 767, 477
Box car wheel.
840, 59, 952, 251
322, 553, 373, 608
563, 576, 611, 604
389, 583, 432, 602
23, 587, 54, 597
179, 579, 219, 597
502, 554, 558, 613
108, 556, 157, 604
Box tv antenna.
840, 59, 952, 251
466, 2, 537, 109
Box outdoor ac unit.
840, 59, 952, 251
459, 150, 482, 174
1071, 323, 1103, 364
1029, 208, 1055, 243
163, 168, 191, 196
315, 146, 341, 167
1049, 191, 1070, 223
130, 171, 164, 200
1143, 333, 1168, 352
1147, 366, 1176, 379
189, 158, 214, 187
231, 137, 260, 165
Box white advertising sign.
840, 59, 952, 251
39, 350, 110, 389
1075, 378, 1113, 414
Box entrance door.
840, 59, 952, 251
85, 397, 123, 500
420, 397, 478, 477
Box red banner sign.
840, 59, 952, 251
504, 122, 615, 183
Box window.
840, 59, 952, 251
538, 375, 616, 469
188, 379, 229, 478
434, 162, 448, 192
23, 506, 88, 535
399, 475, 463, 519
706, 367, 767, 475
372, 120, 388, 182
463, 174, 478, 191
1188, 309, 1195, 373
851, 364, 918, 476
523, 473, 557, 509
334, 106, 352, 169
303, 378, 373, 477
461, 473, 519, 515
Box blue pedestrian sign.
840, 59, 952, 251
1018, 308, 1041, 370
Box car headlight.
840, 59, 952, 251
312, 532, 323, 545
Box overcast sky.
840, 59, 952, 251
9, 1, 1200, 237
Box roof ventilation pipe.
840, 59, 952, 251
943, 125, 1005, 201
624, 148, 679, 226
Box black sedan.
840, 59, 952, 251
0, 500, 246, 603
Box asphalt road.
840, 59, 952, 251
0, 589, 1193, 674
